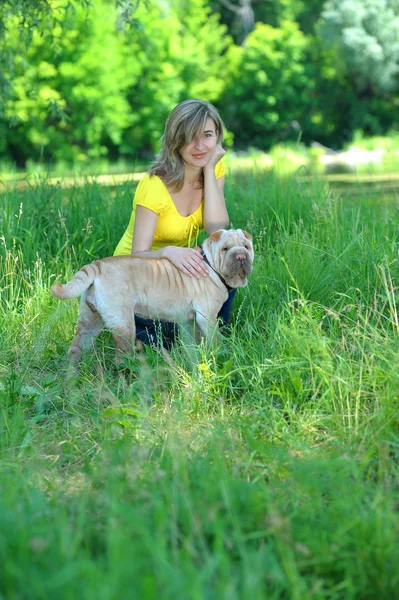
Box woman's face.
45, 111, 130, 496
179, 118, 218, 168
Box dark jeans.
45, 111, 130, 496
135, 289, 237, 349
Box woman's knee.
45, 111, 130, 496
218, 289, 237, 325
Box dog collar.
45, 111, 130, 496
199, 245, 233, 292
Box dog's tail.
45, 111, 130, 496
51, 262, 100, 300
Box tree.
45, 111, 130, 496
100, 0, 230, 158
0, 1, 94, 117
208, 0, 326, 43
220, 21, 313, 149
318, 0, 399, 93
2, 1, 131, 164
0, 0, 230, 165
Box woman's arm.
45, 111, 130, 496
131, 206, 208, 278
131, 205, 159, 255
203, 145, 229, 234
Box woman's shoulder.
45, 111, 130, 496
137, 172, 164, 187
135, 172, 169, 195
134, 173, 169, 214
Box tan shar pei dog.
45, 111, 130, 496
51, 228, 254, 362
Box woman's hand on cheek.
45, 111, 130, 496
205, 143, 225, 170
164, 246, 209, 278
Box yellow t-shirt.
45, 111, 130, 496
114, 160, 226, 256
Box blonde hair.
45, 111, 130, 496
149, 99, 225, 192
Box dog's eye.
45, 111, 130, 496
222, 246, 228, 252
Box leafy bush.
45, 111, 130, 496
220, 21, 312, 150
1, 0, 229, 166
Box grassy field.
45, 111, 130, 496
1, 169, 398, 599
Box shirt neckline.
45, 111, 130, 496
157, 176, 203, 219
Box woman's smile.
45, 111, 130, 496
179, 117, 217, 166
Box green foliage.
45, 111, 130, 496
0, 0, 399, 164
319, 0, 399, 93
310, 0, 399, 144
2, 1, 131, 164
209, 0, 324, 44
220, 21, 312, 149
120, 0, 230, 156
0, 0, 91, 116
1, 0, 229, 165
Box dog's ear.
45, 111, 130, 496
242, 230, 252, 240
209, 230, 224, 242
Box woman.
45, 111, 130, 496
114, 99, 234, 348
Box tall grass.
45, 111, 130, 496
0, 171, 398, 599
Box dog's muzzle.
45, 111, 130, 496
225, 249, 253, 277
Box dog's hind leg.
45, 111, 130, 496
68, 298, 104, 363
110, 325, 137, 364
99, 308, 137, 363
194, 310, 220, 345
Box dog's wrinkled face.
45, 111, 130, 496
204, 229, 254, 288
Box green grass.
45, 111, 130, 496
3, 131, 399, 185
1, 171, 398, 599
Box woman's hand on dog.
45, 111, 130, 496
164, 246, 209, 278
